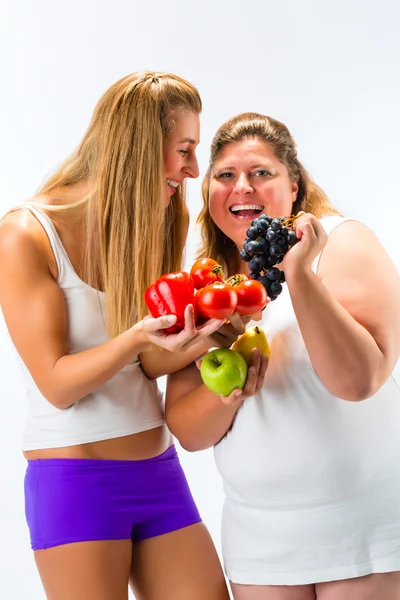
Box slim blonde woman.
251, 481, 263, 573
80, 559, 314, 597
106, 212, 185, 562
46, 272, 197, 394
0, 72, 242, 600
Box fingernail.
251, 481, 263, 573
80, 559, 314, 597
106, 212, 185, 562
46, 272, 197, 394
167, 315, 176, 324
235, 390, 242, 398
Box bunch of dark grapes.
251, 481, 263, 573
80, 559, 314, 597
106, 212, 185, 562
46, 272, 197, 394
240, 215, 299, 301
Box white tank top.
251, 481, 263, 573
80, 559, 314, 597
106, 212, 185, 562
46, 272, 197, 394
8, 206, 164, 451
214, 215, 400, 584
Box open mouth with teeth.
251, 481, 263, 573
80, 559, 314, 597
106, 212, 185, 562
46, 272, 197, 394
229, 204, 264, 218
166, 179, 180, 194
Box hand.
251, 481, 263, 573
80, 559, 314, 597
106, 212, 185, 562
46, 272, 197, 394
140, 304, 225, 353
196, 348, 269, 407
207, 311, 251, 349
283, 212, 328, 277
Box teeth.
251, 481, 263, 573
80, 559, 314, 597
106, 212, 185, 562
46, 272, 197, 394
166, 179, 179, 188
230, 204, 263, 212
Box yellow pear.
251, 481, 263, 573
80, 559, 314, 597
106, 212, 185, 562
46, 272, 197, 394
231, 326, 271, 366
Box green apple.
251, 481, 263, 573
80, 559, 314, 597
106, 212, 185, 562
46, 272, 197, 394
200, 348, 248, 396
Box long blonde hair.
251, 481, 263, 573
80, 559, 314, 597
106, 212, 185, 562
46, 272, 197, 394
36, 71, 201, 337
197, 112, 340, 276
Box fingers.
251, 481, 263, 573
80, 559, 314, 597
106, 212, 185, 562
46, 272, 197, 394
292, 213, 327, 256
242, 349, 269, 398
256, 354, 269, 392
228, 312, 246, 335
242, 350, 261, 393
171, 305, 202, 351
241, 316, 252, 325
220, 388, 243, 406
207, 331, 234, 348
183, 304, 197, 335
142, 314, 177, 332
196, 317, 226, 338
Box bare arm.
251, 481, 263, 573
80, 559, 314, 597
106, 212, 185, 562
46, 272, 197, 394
284, 216, 400, 401
0, 214, 222, 409
165, 350, 268, 451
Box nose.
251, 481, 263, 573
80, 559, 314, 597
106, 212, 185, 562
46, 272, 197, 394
233, 173, 253, 194
184, 155, 200, 179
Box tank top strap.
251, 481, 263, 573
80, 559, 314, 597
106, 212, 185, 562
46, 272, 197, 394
312, 214, 352, 274
12, 204, 73, 284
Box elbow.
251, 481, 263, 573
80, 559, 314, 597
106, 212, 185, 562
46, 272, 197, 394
178, 437, 213, 453
329, 372, 380, 402
48, 396, 74, 410
166, 415, 211, 453
44, 387, 77, 410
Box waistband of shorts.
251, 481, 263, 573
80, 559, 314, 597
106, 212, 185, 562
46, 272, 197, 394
26, 444, 177, 468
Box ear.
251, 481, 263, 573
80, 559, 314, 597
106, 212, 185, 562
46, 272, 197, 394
291, 180, 299, 203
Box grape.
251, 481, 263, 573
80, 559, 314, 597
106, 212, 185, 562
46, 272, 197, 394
240, 248, 252, 262
266, 267, 281, 282
257, 237, 270, 254
266, 229, 278, 243
270, 218, 282, 231
276, 235, 287, 246
247, 226, 259, 240
240, 214, 300, 301
256, 219, 270, 232
257, 275, 270, 289
266, 255, 279, 267
270, 243, 283, 258
269, 281, 283, 296
243, 240, 259, 256
248, 256, 264, 272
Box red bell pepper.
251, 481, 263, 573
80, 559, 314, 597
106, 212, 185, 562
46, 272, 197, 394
144, 271, 195, 333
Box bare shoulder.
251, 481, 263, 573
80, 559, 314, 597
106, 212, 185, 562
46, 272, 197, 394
325, 219, 380, 250
319, 218, 396, 278
0, 208, 50, 270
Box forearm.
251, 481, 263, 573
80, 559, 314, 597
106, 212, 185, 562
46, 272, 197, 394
140, 339, 212, 379
286, 268, 386, 400
49, 325, 149, 408
166, 385, 241, 451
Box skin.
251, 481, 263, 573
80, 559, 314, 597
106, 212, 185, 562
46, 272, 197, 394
0, 110, 232, 599
167, 136, 400, 599
163, 109, 200, 202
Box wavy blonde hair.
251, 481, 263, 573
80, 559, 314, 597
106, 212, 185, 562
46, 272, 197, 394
34, 71, 201, 337
197, 112, 340, 276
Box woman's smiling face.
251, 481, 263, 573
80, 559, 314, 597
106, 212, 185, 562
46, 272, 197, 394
209, 137, 298, 248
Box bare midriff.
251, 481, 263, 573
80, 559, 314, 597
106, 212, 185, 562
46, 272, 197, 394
23, 425, 173, 461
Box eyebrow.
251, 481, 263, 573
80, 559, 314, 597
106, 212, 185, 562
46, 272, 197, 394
178, 137, 198, 144
216, 164, 272, 170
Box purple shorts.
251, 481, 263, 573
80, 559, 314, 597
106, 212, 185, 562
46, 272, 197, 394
24, 445, 201, 550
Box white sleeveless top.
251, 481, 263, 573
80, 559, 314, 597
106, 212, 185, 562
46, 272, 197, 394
9, 206, 164, 451
214, 216, 400, 585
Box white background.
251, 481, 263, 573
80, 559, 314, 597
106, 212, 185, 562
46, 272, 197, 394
1, 1, 399, 598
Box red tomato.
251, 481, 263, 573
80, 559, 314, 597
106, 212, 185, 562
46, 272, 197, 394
227, 275, 269, 316
190, 258, 224, 290
195, 282, 237, 320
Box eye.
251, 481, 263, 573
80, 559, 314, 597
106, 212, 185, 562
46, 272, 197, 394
253, 169, 272, 177
178, 149, 189, 156
217, 172, 234, 179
